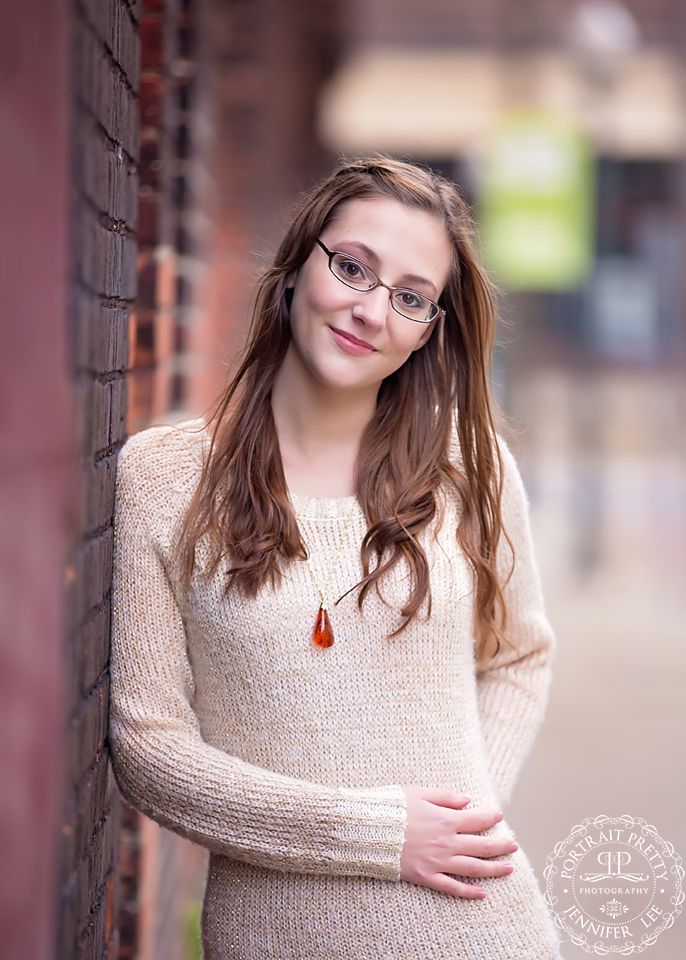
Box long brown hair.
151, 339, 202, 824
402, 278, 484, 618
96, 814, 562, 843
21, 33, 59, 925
180, 156, 511, 661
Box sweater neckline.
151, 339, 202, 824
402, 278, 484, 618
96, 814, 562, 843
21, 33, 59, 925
288, 491, 360, 521
176, 418, 360, 521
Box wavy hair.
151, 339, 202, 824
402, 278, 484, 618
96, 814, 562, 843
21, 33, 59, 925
179, 156, 511, 661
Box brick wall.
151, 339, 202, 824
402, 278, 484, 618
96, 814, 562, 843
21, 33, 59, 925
128, 0, 209, 431
57, 1, 140, 958
195, 0, 347, 411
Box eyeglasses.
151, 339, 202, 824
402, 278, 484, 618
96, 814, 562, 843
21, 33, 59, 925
316, 239, 445, 324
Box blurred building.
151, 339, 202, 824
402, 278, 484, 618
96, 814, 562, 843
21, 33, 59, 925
1, 2, 684, 960
128, 0, 347, 430
321, 0, 686, 364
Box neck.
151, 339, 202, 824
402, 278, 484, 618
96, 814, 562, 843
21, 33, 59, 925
271, 344, 379, 497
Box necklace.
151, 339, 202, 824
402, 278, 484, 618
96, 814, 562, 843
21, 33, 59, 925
304, 497, 359, 648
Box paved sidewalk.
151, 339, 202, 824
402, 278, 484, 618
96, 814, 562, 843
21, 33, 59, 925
505, 369, 686, 959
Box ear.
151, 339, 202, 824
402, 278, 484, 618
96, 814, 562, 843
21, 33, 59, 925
412, 316, 439, 352
285, 270, 298, 290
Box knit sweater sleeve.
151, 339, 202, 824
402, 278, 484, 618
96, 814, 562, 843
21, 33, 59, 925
109, 428, 406, 880
475, 439, 555, 808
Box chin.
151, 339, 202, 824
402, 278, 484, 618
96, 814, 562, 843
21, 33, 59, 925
317, 371, 376, 393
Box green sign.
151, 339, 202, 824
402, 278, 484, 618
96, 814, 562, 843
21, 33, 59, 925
478, 111, 594, 291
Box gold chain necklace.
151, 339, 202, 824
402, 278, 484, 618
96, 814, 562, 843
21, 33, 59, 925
304, 497, 359, 648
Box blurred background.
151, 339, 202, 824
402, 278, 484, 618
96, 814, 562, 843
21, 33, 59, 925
1, 1, 684, 958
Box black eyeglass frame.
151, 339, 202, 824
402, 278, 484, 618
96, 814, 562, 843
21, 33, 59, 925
315, 239, 446, 324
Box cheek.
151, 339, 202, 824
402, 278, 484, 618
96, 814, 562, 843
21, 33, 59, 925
290, 278, 346, 334
388, 321, 431, 357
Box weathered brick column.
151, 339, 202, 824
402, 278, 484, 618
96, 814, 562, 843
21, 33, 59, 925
57, 2, 140, 958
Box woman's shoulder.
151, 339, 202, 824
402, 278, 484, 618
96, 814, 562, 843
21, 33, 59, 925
119, 417, 208, 469
116, 417, 210, 509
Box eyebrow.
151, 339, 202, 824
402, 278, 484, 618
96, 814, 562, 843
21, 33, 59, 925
334, 240, 439, 297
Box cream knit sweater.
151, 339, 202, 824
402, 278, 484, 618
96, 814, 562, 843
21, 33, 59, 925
110, 420, 560, 959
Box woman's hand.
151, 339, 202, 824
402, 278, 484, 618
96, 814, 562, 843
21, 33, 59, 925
400, 787, 518, 898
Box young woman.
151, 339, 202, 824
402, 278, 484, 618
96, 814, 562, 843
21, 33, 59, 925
110, 157, 560, 958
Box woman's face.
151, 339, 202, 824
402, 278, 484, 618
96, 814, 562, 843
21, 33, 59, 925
286, 197, 453, 395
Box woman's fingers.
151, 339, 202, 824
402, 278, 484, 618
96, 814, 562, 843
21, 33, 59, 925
452, 808, 504, 833
448, 856, 514, 879
452, 833, 518, 859
424, 874, 487, 899
419, 787, 471, 809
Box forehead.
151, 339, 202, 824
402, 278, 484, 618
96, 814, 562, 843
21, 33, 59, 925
323, 197, 452, 288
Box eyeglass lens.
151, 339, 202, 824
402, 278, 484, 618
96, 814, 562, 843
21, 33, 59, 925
329, 252, 437, 323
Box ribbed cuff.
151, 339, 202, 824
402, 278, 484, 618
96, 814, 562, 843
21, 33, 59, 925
329, 784, 407, 880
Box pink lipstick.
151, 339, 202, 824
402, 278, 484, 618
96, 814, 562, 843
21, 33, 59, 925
330, 327, 376, 357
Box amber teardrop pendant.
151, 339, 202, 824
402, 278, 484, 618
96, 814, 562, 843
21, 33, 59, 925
313, 606, 334, 648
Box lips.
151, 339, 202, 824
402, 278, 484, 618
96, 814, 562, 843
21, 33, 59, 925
329, 327, 377, 357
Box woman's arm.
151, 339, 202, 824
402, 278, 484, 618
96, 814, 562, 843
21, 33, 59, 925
476, 440, 556, 808
109, 430, 406, 880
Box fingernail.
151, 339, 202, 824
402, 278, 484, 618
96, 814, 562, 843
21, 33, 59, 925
459, 794, 471, 802
476, 888, 486, 898
510, 842, 519, 852
503, 864, 513, 874
495, 812, 504, 822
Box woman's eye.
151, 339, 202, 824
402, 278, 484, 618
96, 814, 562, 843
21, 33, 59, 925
340, 259, 363, 278
398, 291, 423, 309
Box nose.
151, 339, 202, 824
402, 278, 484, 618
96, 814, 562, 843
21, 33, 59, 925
351, 283, 391, 329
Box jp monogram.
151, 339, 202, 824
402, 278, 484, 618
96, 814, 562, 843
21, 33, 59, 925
544, 815, 683, 954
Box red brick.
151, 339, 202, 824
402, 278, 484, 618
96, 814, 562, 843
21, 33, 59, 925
82, 456, 117, 533
86, 379, 112, 456
80, 882, 109, 960
124, 0, 141, 26
108, 151, 138, 227
77, 206, 133, 301
104, 229, 124, 299
71, 527, 114, 626
124, 86, 140, 162
109, 377, 128, 445
126, 166, 139, 231
88, 813, 116, 903
68, 677, 110, 791
107, 73, 129, 146
111, 0, 141, 90
107, 150, 127, 222
121, 236, 138, 300
75, 290, 122, 373
60, 746, 111, 886
83, 751, 111, 859
82, 119, 111, 216
78, 598, 111, 692
89, 305, 129, 374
